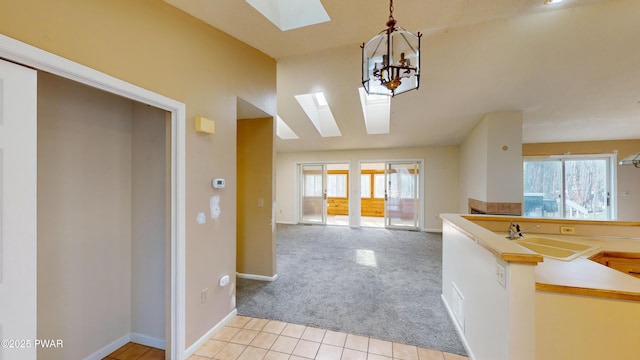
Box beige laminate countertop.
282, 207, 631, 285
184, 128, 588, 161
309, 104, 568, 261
529, 235, 640, 301
440, 214, 640, 301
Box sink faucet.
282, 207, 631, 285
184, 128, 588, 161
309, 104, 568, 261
507, 221, 540, 239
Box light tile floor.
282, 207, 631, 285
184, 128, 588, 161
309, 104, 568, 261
189, 316, 468, 360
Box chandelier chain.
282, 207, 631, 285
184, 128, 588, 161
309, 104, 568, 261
389, 0, 394, 21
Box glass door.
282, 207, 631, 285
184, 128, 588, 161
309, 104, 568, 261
299, 164, 326, 224
523, 156, 613, 219
385, 161, 420, 229
563, 158, 611, 219
523, 159, 563, 217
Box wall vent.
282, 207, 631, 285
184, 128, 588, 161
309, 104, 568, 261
451, 282, 465, 333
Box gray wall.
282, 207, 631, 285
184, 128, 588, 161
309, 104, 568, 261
37, 72, 167, 359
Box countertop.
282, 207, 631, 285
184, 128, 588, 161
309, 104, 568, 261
527, 234, 640, 301
440, 214, 640, 301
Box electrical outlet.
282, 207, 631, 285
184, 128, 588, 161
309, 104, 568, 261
496, 263, 506, 288
201, 288, 208, 303
560, 226, 575, 234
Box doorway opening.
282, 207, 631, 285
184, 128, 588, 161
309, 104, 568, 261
0, 34, 186, 360
359, 163, 386, 228
298, 162, 350, 226
360, 160, 422, 230
37, 72, 170, 359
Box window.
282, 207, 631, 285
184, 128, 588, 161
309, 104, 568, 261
360, 174, 371, 198
327, 173, 347, 197
373, 174, 386, 198
523, 154, 615, 220
304, 174, 322, 197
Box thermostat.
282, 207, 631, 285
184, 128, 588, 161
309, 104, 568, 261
213, 178, 225, 189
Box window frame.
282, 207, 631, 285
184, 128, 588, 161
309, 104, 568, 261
523, 153, 617, 220
326, 171, 348, 199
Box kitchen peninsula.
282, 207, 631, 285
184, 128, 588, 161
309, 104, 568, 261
440, 214, 640, 360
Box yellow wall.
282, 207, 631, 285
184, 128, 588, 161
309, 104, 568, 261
0, 0, 276, 348
523, 139, 640, 221
237, 118, 276, 277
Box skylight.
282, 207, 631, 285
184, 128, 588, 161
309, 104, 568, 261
314, 92, 328, 107
358, 87, 390, 135
246, 0, 330, 31
276, 116, 299, 140
294, 92, 342, 138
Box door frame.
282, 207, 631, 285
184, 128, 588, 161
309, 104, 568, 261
295, 161, 351, 225
359, 159, 424, 230
385, 160, 421, 230
0, 35, 186, 359
297, 163, 328, 225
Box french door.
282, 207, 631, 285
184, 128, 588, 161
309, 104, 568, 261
299, 164, 327, 224
385, 161, 420, 229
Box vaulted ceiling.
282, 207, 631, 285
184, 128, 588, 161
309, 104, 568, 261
165, 0, 640, 152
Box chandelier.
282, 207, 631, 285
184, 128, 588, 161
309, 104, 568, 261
361, 0, 422, 97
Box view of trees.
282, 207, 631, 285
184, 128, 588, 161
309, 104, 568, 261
523, 158, 609, 219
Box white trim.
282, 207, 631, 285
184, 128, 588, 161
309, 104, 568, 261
237, 272, 279, 282
82, 332, 166, 360
360, 158, 425, 231
441, 294, 476, 360
423, 228, 443, 233
0, 34, 186, 360
130, 332, 166, 350
83, 334, 130, 360
185, 309, 238, 357
276, 220, 296, 225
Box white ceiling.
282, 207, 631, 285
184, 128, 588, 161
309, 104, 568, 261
166, 0, 640, 152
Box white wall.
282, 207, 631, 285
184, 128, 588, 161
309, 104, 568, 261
37, 72, 167, 359
276, 146, 458, 231
458, 111, 523, 211
618, 163, 640, 221
486, 112, 523, 203
458, 117, 489, 210
441, 220, 536, 360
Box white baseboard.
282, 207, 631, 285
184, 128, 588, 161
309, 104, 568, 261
236, 272, 279, 282
276, 220, 296, 225
83, 334, 130, 360
82, 331, 167, 360
441, 294, 476, 360
424, 228, 443, 233
185, 309, 238, 357
131, 332, 165, 350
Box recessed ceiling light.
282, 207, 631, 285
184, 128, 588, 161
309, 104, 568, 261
246, 0, 330, 31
